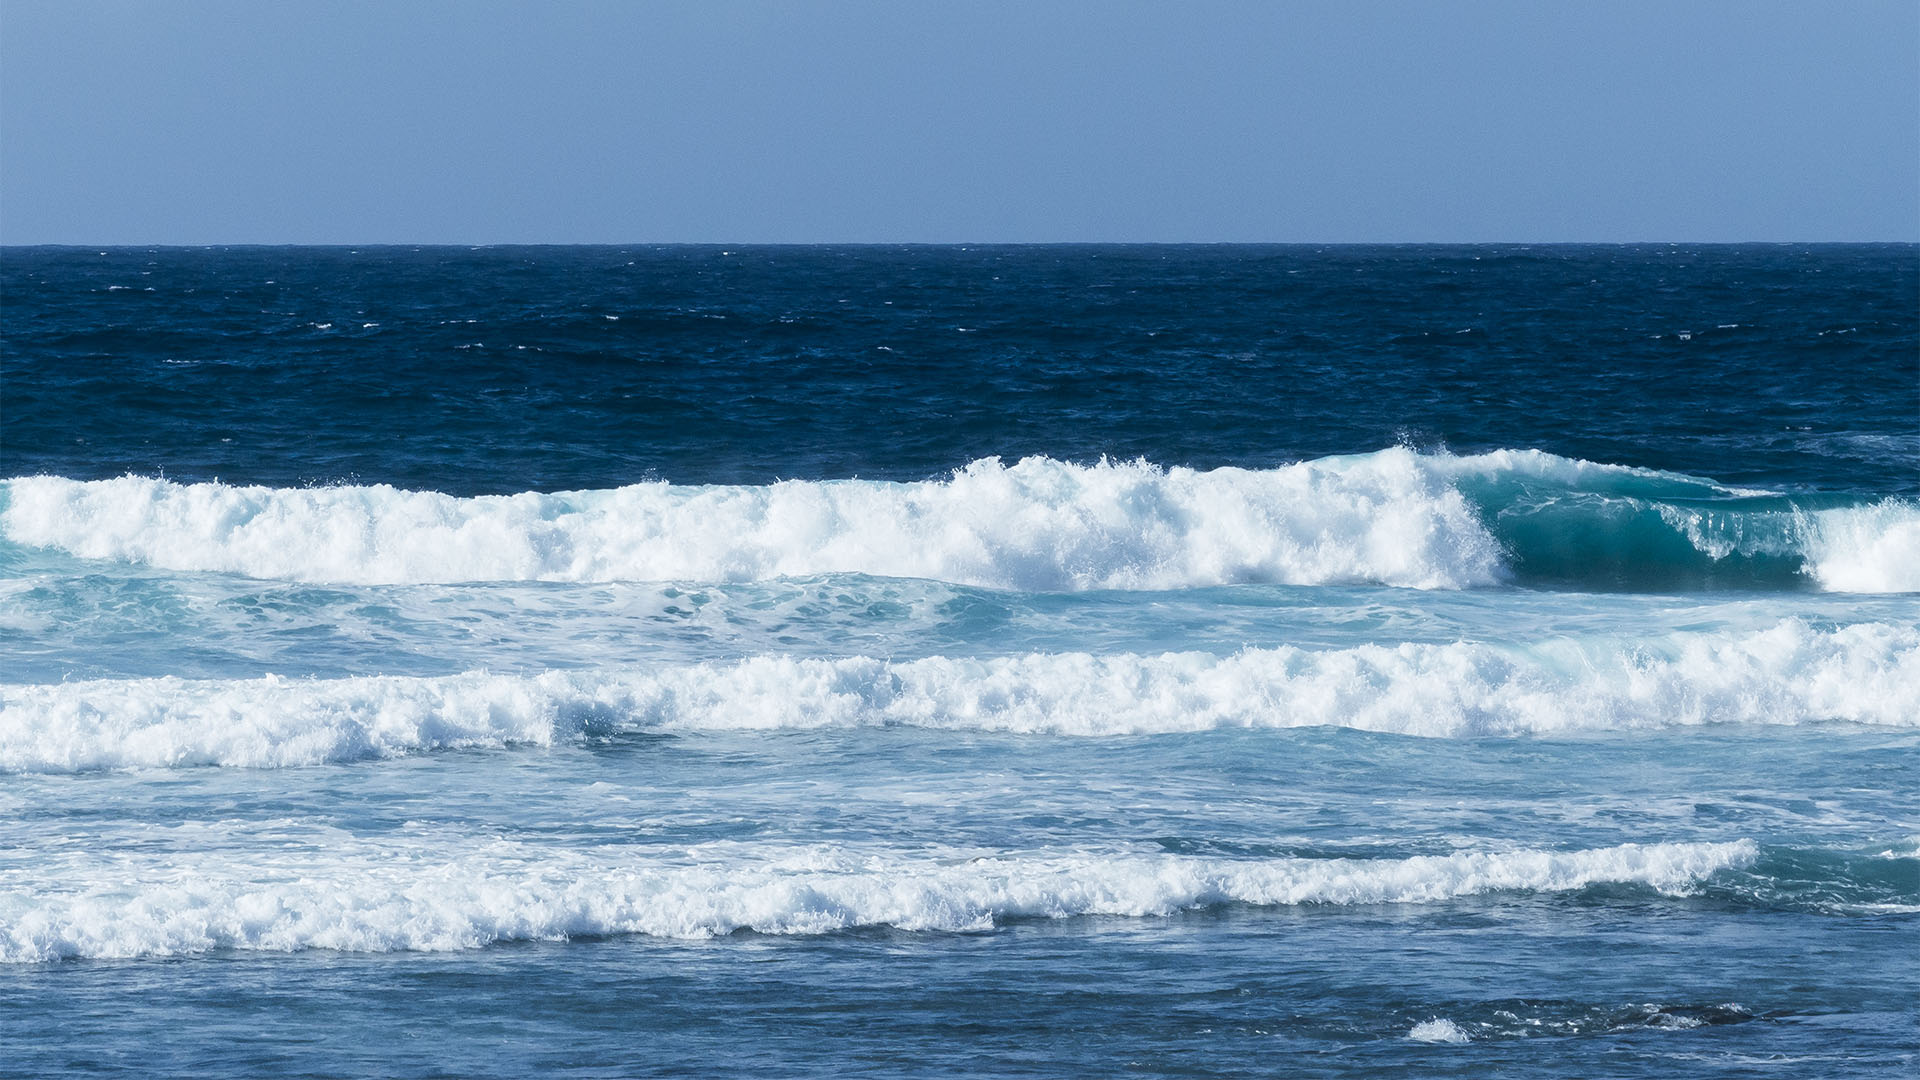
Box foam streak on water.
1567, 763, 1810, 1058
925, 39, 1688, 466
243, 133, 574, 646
5, 620, 1913, 771
3, 246, 1915, 1079
0, 839, 1756, 961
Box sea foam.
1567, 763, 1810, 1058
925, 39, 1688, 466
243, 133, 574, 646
7, 450, 1914, 592
5, 620, 1912, 772
0, 839, 1755, 961
0, 451, 1512, 589
1802, 501, 1920, 592
1408, 1018, 1472, 1044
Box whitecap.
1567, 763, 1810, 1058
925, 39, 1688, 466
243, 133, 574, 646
3, 621, 1911, 772
1408, 1018, 1470, 1043
0, 839, 1756, 961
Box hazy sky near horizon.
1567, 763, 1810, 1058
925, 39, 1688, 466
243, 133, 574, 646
2, 0, 1915, 244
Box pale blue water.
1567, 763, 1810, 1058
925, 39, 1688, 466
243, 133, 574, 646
2, 245, 1916, 1077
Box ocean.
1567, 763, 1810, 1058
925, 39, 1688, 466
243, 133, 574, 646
1, 244, 1915, 1078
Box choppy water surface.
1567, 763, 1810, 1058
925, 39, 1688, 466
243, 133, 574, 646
2, 245, 1916, 1078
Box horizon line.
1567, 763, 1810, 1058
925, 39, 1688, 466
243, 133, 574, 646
5, 239, 1918, 250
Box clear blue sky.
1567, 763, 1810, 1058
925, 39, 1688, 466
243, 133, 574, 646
2, 0, 1915, 243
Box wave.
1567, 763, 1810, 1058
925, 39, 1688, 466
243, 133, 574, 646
6, 449, 1914, 593
0, 451, 1505, 589
1405, 1001, 1762, 1043
7, 620, 1912, 771
1796, 500, 1920, 592
1408, 1018, 1473, 1043
1480, 484, 1920, 592
0, 839, 1754, 961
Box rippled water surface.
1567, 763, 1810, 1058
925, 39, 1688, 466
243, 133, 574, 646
2, 245, 1915, 1078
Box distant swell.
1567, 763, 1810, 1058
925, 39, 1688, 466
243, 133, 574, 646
6, 449, 1913, 592
6, 620, 1912, 772
0, 840, 1755, 960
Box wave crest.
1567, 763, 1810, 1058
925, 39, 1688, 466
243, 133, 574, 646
0, 839, 1755, 961
0, 451, 1510, 589
8, 450, 1912, 592
6, 621, 1912, 772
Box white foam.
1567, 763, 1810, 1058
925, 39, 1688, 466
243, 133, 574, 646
16, 450, 1905, 591
1657, 498, 1920, 592
0, 838, 1755, 961
5, 621, 1913, 772
1437, 446, 1680, 483
1803, 501, 1920, 593
0, 451, 1508, 589
1408, 1018, 1471, 1043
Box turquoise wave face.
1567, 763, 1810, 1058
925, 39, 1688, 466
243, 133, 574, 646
3, 247, 1915, 1080
1452, 466, 1916, 591
4, 449, 1916, 594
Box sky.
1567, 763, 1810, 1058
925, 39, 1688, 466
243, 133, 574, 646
1, 0, 1915, 244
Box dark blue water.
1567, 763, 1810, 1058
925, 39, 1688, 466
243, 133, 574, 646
6, 244, 1914, 493
2, 245, 1916, 1078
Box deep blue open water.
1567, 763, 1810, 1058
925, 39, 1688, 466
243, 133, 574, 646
2, 244, 1916, 1077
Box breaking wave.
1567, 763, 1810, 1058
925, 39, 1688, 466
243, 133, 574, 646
7, 449, 1914, 592
1, 450, 1505, 590
6, 620, 1913, 772
0, 839, 1755, 961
